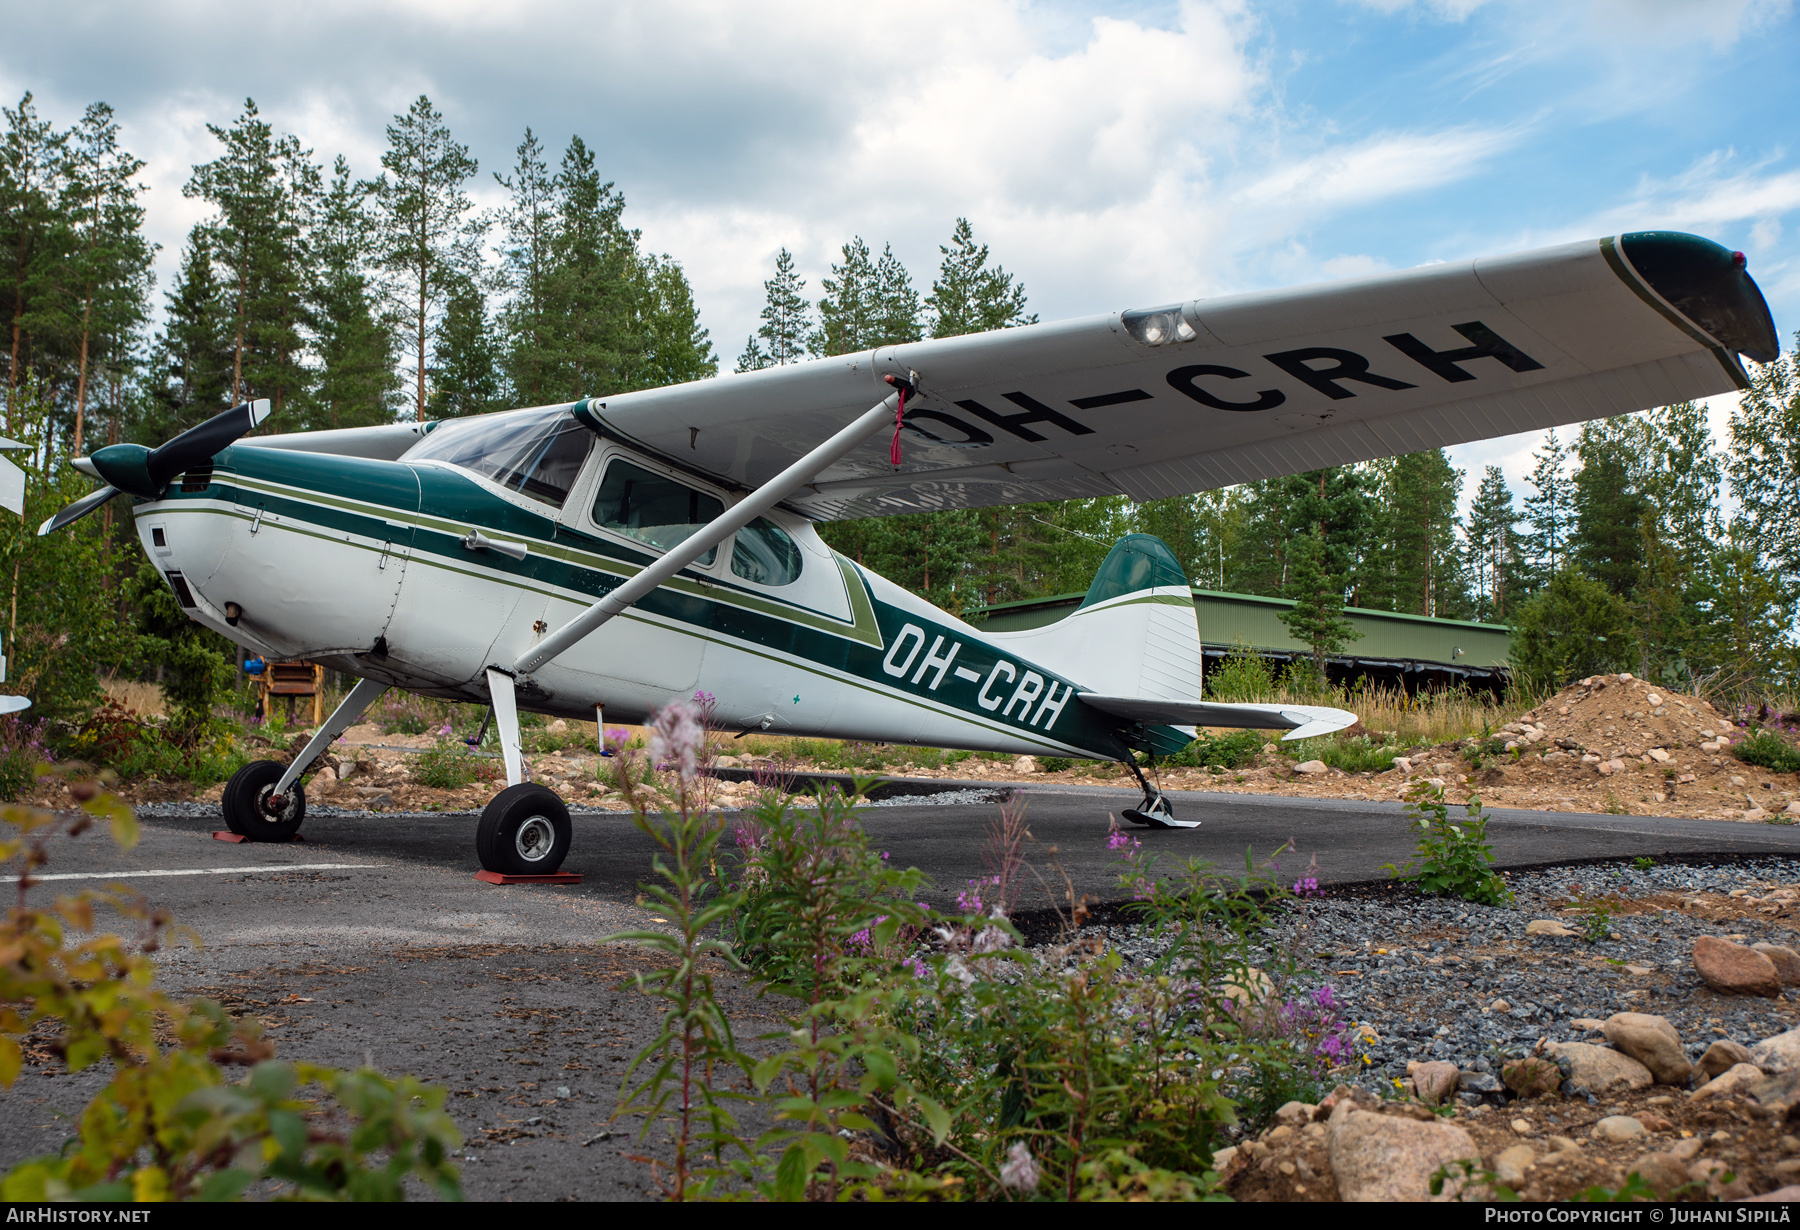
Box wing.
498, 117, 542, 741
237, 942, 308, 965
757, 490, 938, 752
1079, 695, 1359, 742
580, 231, 1776, 518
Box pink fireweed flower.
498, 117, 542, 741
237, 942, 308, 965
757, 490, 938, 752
649, 702, 705, 779
1000, 1141, 1041, 1191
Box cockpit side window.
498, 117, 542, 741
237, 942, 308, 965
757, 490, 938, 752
402, 407, 592, 508
730, 517, 803, 586
591, 459, 724, 565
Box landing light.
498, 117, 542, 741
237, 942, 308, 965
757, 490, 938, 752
224, 602, 243, 627
1122, 305, 1198, 347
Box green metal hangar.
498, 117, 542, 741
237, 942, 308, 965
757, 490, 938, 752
969, 587, 1512, 696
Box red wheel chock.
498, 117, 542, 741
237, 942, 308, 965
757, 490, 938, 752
212, 831, 305, 844
474, 870, 582, 885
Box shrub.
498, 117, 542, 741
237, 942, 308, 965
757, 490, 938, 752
1166, 729, 1263, 769
0, 717, 49, 802
1038, 756, 1074, 773
413, 742, 500, 790
374, 693, 435, 736
1205, 642, 1276, 702
1734, 729, 1800, 774
0, 766, 462, 1201
1383, 779, 1511, 905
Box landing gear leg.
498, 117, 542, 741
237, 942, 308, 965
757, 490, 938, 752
223, 676, 389, 840
475, 668, 570, 874
1119, 751, 1198, 830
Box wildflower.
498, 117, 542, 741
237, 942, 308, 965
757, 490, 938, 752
944, 955, 975, 987
1000, 1140, 1041, 1191
649, 703, 705, 779
1293, 875, 1321, 898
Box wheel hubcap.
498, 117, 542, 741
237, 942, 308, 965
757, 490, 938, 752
515, 816, 555, 862
255, 785, 297, 825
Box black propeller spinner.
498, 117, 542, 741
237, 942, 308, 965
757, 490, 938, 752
39, 399, 270, 536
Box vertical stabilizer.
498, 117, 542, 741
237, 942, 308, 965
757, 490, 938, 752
985, 534, 1202, 700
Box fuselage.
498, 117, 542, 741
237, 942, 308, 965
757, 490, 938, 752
135, 424, 1161, 760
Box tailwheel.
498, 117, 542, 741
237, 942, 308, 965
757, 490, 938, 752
222, 759, 306, 841
1119, 752, 1201, 829
476, 783, 572, 875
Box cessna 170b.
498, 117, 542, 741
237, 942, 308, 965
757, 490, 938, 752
40, 230, 1779, 876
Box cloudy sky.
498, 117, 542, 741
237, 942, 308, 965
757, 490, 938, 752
4, 0, 1795, 508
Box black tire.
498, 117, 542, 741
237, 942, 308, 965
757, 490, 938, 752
222, 759, 306, 841
476, 783, 571, 875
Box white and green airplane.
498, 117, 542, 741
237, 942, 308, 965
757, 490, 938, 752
41, 230, 1778, 875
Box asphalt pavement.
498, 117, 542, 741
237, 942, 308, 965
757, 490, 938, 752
3, 779, 1797, 1201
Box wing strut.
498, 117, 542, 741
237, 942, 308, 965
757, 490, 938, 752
512, 386, 906, 676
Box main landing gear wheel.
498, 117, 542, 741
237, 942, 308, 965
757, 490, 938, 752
476, 783, 572, 876
221, 759, 306, 841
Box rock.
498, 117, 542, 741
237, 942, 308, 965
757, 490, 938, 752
1526, 919, 1577, 938
546, 719, 568, 734
1649, 748, 1671, 762
1494, 1143, 1534, 1187
1748, 1070, 1800, 1116
1275, 1101, 1316, 1128
1489, 998, 1511, 1012
1591, 1115, 1647, 1142
1411, 1061, 1460, 1107
1603, 1012, 1693, 1085
1691, 1062, 1764, 1101
1503, 1056, 1563, 1098
1700, 1038, 1753, 1080
1328, 1107, 1479, 1201
1753, 1028, 1800, 1076
1753, 943, 1800, 986
1316, 1084, 1380, 1121
1669, 1136, 1704, 1161
1544, 1042, 1653, 1093
1632, 1112, 1673, 1132
1629, 1151, 1694, 1197
1694, 936, 1783, 997
1623, 964, 1655, 976
1570, 1017, 1608, 1031
1745, 1187, 1800, 1203
1457, 1071, 1502, 1095
1294, 759, 1328, 775
1011, 756, 1038, 774
1510, 1117, 1532, 1134
1688, 1157, 1750, 1200
1222, 967, 1273, 1006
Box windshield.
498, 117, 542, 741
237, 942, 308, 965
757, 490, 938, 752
402, 406, 592, 508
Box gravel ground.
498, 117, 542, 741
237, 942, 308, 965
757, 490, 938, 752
1085, 857, 1800, 1097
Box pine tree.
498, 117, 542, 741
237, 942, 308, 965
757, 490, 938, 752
185, 99, 320, 420
310, 158, 396, 430
1280, 532, 1361, 679
1462, 465, 1521, 622
747, 247, 809, 367
371, 95, 479, 420
926, 218, 1036, 338
631, 253, 715, 389
494, 128, 557, 406
872, 243, 922, 346
541, 135, 633, 398
428, 267, 501, 418
0, 92, 68, 432
1645, 399, 1722, 567
1726, 333, 1800, 592
814, 237, 876, 357
1572, 416, 1650, 598
1522, 428, 1573, 585
59, 102, 151, 455
149, 229, 233, 440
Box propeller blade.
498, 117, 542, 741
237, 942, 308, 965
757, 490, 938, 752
37, 484, 120, 536
89, 398, 271, 499
147, 397, 271, 489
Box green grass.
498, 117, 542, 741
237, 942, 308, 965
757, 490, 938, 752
412, 742, 500, 790
1165, 729, 1264, 770
1734, 729, 1800, 774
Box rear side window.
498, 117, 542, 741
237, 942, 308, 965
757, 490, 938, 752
731, 518, 803, 587
591, 459, 723, 565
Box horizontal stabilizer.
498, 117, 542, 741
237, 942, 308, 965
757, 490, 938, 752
1079, 694, 1358, 741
